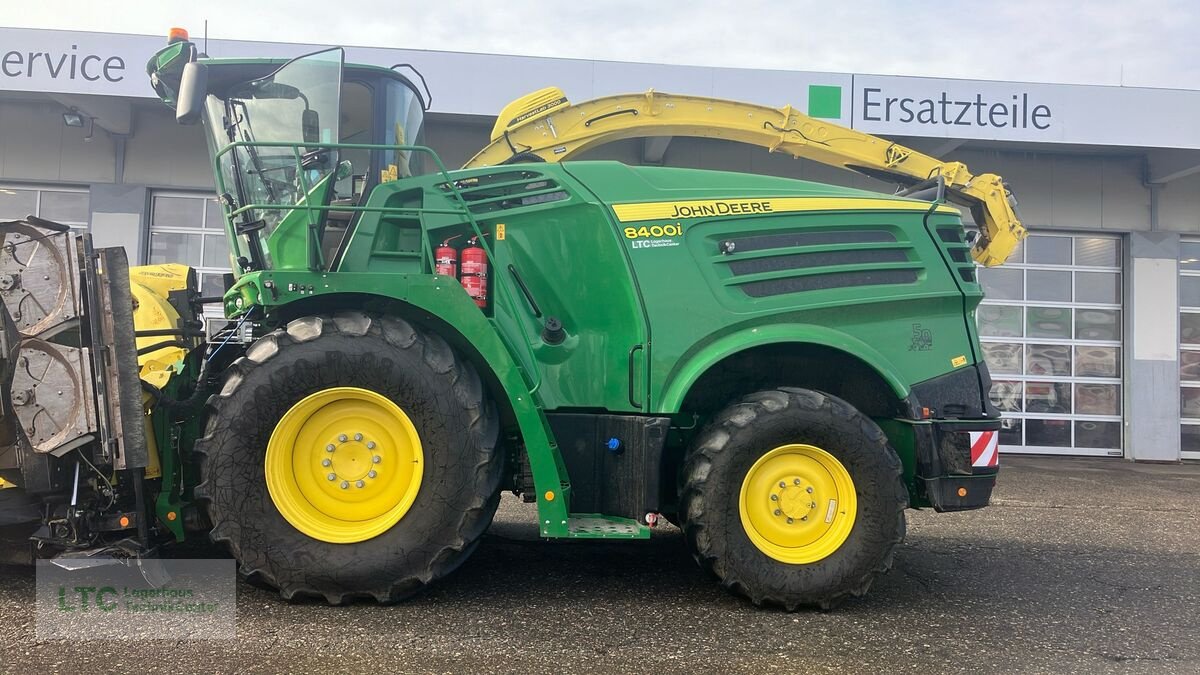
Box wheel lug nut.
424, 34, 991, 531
322, 459, 331, 467
778, 481, 786, 488
810, 502, 816, 509
793, 478, 801, 486
356, 480, 365, 488
326, 444, 335, 452
367, 441, 376, 450
368, 470, 377, 478
787, 518, 794, 524
326, 473, 336, 481
770, 494, 778, 501
806, 486, 813, 494
372, 455, 382, 464
801, 516, 808, 521
354, 433, 363, 441
773, 509, 782, 516
338, 434, 348, 442
340, 481, 349, 489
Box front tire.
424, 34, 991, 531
194, 312, 501, 603
680, 387, 907, 610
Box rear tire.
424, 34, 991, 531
194, 312, 501, 603
680, 387, 907, 610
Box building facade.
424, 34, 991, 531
2, 27, 1198, 462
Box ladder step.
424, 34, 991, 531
566, 514, 650, 539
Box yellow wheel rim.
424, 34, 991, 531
265, 387, 423, 544
738, 443, 857, 564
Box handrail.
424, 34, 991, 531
211, 141, 492, 275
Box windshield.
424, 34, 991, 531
383, 78, 427, 178
204, 48, 343, 269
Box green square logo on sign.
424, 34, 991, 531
807, 85, 842, 119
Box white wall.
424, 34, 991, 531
122, 103, 212, 189
0, 98, 115, 183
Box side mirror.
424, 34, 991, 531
302, 109, 320, 144
176, 62, 208, 125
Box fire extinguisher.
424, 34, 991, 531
459, 235, 489, 308
434, 236, 460, 278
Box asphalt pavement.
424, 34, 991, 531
1, 456, 1197, 674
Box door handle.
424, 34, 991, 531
627, 344, 644, 409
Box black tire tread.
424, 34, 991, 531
193, 311, 501, 604
679, 387, 907, 611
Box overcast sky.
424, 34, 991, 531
6, 1, 1199, 89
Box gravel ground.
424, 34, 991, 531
1, 456, 1197, 674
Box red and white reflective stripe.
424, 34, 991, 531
969, 430, 999, 468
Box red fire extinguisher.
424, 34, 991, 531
460, 235, 489, 308
434, 236, 460, 278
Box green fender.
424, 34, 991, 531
225, 271, 574, 537
658, 323, 911, 413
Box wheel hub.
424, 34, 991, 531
325, 436, 378, 483
773, 480, 817, 521
265, 387, 424, 544
738, 443, 857, 564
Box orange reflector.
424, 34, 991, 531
168, 27, 190, 44
119, 516, 130, 528
167, 511, 177, 521
957, 487, 968, 497
921, 407, 932, 419
544, 491, 555, 502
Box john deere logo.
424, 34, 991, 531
807, 85, 842, 119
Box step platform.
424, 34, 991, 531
566, 514, 650, 539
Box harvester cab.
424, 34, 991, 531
149, 36, 430, 277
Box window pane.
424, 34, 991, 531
982, 342, 1022, 374
152, 196, 203, 229
1026, 381, 1071, 414
1008, 238, 1025, 264
1025, 419, 1072, 446
0, 188, 37, 219
977, 305, 1022, 337
1183, 277, 1200, 309
1027, 306, 1071, 338
202, 234, 230, 268
1075, 421, 1120, 449
149, 231, 202, 266
1026, 236, 1072, 265
1182, 351, 1200, 383
1027, 270, 1071, 302
999, 418, 1022, 445
1182, 313, 1200, 344
1027, 344, 1071, 376
1181, 242, 1200, 271
1183, 388, 1200, 420
204, 198, 224, 229
1075, 383, 1120, 415
40, 191, 89, 223
1074, 272, 1120, 304
989, 380, 1023, 412
1075, 309, 1120, 341
1074, 238, 1120, 267
1076, 346, 1120, 378
1182, 425, 1200, 452
979, 268, 1023, 301
199, 273, 226, 297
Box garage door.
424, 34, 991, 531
1179, 240, 1200, 460
147, 191, 230, 333
975, 233, 1123, 457
0, 184, 89, 228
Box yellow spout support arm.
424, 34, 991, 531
464, 88, 1026, 266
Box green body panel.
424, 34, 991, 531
219, 157, 984, 536
562, 162, 980, 411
